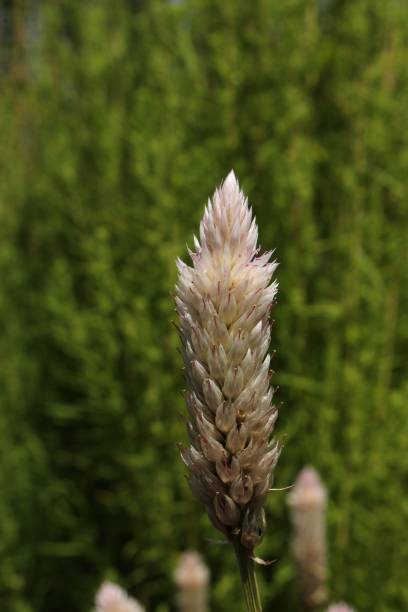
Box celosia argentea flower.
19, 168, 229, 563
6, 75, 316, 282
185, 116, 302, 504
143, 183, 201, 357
95, 581, 145, 612
174, 550, 209, 612
288, 467, 328, 609
175, 171, 280, 553
327, 604, 356, 612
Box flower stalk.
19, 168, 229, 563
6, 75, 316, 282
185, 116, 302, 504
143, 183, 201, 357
233, 537, 263, 612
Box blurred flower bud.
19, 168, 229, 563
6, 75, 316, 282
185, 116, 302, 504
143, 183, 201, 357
174, 551, 209, 612
327, 603, 356, 612
288, 466, 328, 609
95, 581, 144, 612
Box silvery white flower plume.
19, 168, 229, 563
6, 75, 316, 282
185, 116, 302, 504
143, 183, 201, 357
175, 171, 280, 552
95, 581, 145, 612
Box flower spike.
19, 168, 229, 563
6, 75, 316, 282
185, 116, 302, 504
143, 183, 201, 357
175, 171, 280, 553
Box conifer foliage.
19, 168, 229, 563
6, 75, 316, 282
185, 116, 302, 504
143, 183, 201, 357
0, 1, 407, 611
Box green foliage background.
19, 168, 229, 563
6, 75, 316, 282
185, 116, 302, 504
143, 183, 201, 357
0, 1, 407, 610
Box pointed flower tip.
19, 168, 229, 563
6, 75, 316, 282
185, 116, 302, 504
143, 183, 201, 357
174, 550, 210, 588
297, 466, 323, 487
225, 168, 237, 183
288, 465, 327, 508
222, 169, 240, 195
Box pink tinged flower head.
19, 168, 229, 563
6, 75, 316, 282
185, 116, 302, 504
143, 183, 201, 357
175, 171, 280, 551
288, 466, 327, 510
95, 581, 145, 612
327, 604, 356, 612
174, 551, 209, 612
287, 466, 328, 609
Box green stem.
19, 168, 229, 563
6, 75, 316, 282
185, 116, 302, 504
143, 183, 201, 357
233, 538, 263, 612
